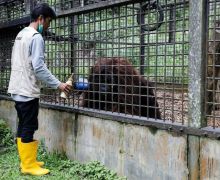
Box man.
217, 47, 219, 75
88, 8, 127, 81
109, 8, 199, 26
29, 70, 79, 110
7, 3, 71, 176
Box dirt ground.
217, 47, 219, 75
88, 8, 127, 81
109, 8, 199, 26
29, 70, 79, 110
156, 90, 188, 124
157, 90, 220, 128
207, 110, 220, 128
40, 88, 189, 125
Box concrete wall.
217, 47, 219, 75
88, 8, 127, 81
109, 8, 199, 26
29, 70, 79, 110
1, 99, 220, 180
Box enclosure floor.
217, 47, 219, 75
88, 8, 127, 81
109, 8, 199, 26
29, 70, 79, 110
156, 90, 188, 125
207, 110, 220, 128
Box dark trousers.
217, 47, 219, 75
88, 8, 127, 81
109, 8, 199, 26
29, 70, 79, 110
15, 98, 39, 143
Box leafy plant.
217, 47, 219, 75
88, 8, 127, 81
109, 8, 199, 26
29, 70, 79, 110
58, 160, 126, 180
0, 119, 126, 180
0, 119, 14, 148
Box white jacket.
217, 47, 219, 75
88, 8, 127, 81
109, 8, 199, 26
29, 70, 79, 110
8, 27, 41, 98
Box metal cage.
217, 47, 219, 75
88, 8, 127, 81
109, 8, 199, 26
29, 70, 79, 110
0, 0, 189, 124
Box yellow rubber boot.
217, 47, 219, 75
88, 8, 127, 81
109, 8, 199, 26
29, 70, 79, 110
17, 138, 44, 167
18, 140, 49, 176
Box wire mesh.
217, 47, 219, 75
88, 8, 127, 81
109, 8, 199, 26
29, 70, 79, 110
206, 0, 220, 128
0, 0, 29, 22
0, 29, 16, 95
0, 0, 189, 124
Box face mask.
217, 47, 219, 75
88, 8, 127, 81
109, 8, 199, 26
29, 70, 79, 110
37, 24, 44, 33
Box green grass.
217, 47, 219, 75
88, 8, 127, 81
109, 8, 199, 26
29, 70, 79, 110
0, 119, 126, 180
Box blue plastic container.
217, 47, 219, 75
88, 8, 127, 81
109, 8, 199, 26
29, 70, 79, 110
74, 78, 89, 90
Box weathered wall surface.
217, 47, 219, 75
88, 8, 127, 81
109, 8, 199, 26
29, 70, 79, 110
35, 108, 188, 179
200, 138, 220, 179
1, 99, 220, 180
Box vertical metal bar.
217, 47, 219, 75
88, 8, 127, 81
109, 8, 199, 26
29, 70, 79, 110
125, 4, 128, 115
188, 0, 208, 128
168, 5, 175, 43
140, 2, 145, 75
118, 6, 121, 114
188, 3, 206, 178
171, 0, 176, 122
111, 8, 114, 112
211, 0, 216, 128
163, 0, 168, 121
181, 0, 187, 125
70, 4, 76, 76
105, 8, 107, 111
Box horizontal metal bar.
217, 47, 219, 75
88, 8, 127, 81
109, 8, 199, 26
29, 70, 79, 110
0, 95, 12, 101
57, 0, 142, 17
160, 1, 189, 8
76, 39, 189, 46
0, 0, 19, 5
56, 0, 189, 18
0, 0, 190, 31
0, 16, 30, 29
0, 95, 217, 139
38, 101, 220, 140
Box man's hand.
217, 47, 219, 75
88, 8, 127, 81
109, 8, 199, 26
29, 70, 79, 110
58, 82, 72, 94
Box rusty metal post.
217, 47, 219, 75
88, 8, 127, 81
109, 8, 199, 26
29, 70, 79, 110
188, 1, 208, 180
188, 0, 208, 128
